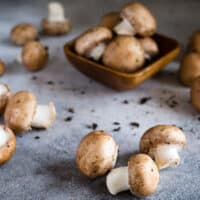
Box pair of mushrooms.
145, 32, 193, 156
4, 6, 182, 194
76, 125, 186, 197
74, 2, 159, 73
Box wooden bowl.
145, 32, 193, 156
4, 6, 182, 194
64, 33, 180, 91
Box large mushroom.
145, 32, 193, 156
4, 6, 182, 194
103, 35, 145, 73
75, 26, 112, 61
179, 52, 200, 86
140, 125, 186, 169
189, 30, 200, 53
0, 84, 11, 114
76, 130, 118, 178
191, 77, 200, 112
114, 2, 157, 37
106, 154, 159, 197
42, 2, 71, 36
4, 91, 56, 134
0, 125, 16, 165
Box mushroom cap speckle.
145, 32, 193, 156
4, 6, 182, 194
189, 30, 200, 53
121, 2, 157, 37
103, 35, 145, 73
179, 52, 200, 86
191, 77, 200, 112
42, 18, 71, 36
10, 23, 38, 46
22, 41, 48, 71
99, 12, 121, 29
0, 125, 16, 164
128, 154, 159, 197
4, 91, 37, 134
75, 27, 112, 56
140, 125, 186, 154
76, 130, 118, 178
0, 60, 5, 76
0, 84, 11, 114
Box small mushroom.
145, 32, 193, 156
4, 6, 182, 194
22, 41, 48, 71
75, 27, 112, 61
10, 23, 38, 46
4, 91, 56, 134
0, 125, 16, 165
0, 60, 5, 76
114, 2, 157, 37
0, 84, 11, 114
140, 125, 186, 169
99, 12, 121, 30
191, 77, 200, 112
42, 2, 71, 35
189, 30, 200, 53
138, 37, 159, 60
106, 154, 159, 197
103, 35, 145, 73
179, 52, 200, 86
76, 130, 118, 178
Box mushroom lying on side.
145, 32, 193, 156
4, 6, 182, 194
4, 91, 56, 134
75, 27, 112, 61
189, 30, 200, 53
179, 52, 200, 86
0, 125, 16, 165
106, 154, 159, 197
103, 35, 145, 73
0, 84, 11, 114
0, 60, 5, 76
191, 77, 200, 112
42, 2, 71, 35
140, 125, 186, 169
114, 2, 157, 37
10, 23, 38, 46
22, 41, 48, 71
76, 130, 118, 178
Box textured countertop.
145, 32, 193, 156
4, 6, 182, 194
0, 0, 200, 200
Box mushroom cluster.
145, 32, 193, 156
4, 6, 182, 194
74, 2, 159, 73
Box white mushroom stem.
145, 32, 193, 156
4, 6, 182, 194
0, 126, 8, 147
153, 145, 181, 169
16, 54, 22, 64
114, 18, 135, 36
0, 84, 8, 95
31, 102, 56, 128
86, 42, 106, 61
106, 166, 129, 195
144, 53, 151, 60
48, 2, 65, 22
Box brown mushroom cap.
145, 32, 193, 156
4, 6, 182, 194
0, 125, 16, 164
121, 2, 157, 37
0, 84, 11, 114
4, 91, 37, 134
22, 41, 48, 71
179, 52, 200, 86
42, 18, 71, 35
191, 77, 200, 112
0, 60, 5, 76
10, 23, 38, 46
76, 130, 118, 178
103, 35, 145, 73
189, 30, 200, 53
75, 27, 112, 56
99, 12, 121, 29
128, 154, 159, 197
140, 125, 186, 154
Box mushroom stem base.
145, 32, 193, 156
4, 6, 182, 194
48, 2, 65, 22
106, 166, 129, 195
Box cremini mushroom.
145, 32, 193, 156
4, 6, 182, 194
0, 60, 5, 76
114, 2, 157, 37
0, 125, 16, 165
106, 154, 159, 197
10, 23, 38, 46
179, 52, 200, 86
42, 2, 71, 35
4, 91, 56, 134
76, 130, 118, 178
140, 125, 186, 169
75, 26, 112, 61
191, 76, 200, 112
189, 30, 200, 53
138, 37, 159, 60
103, 35, 145, 73
0, 84, 11, 114
99, 12, 121, 30
22, 41, 48, 71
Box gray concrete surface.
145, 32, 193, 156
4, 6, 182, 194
0, 1, 200, 200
